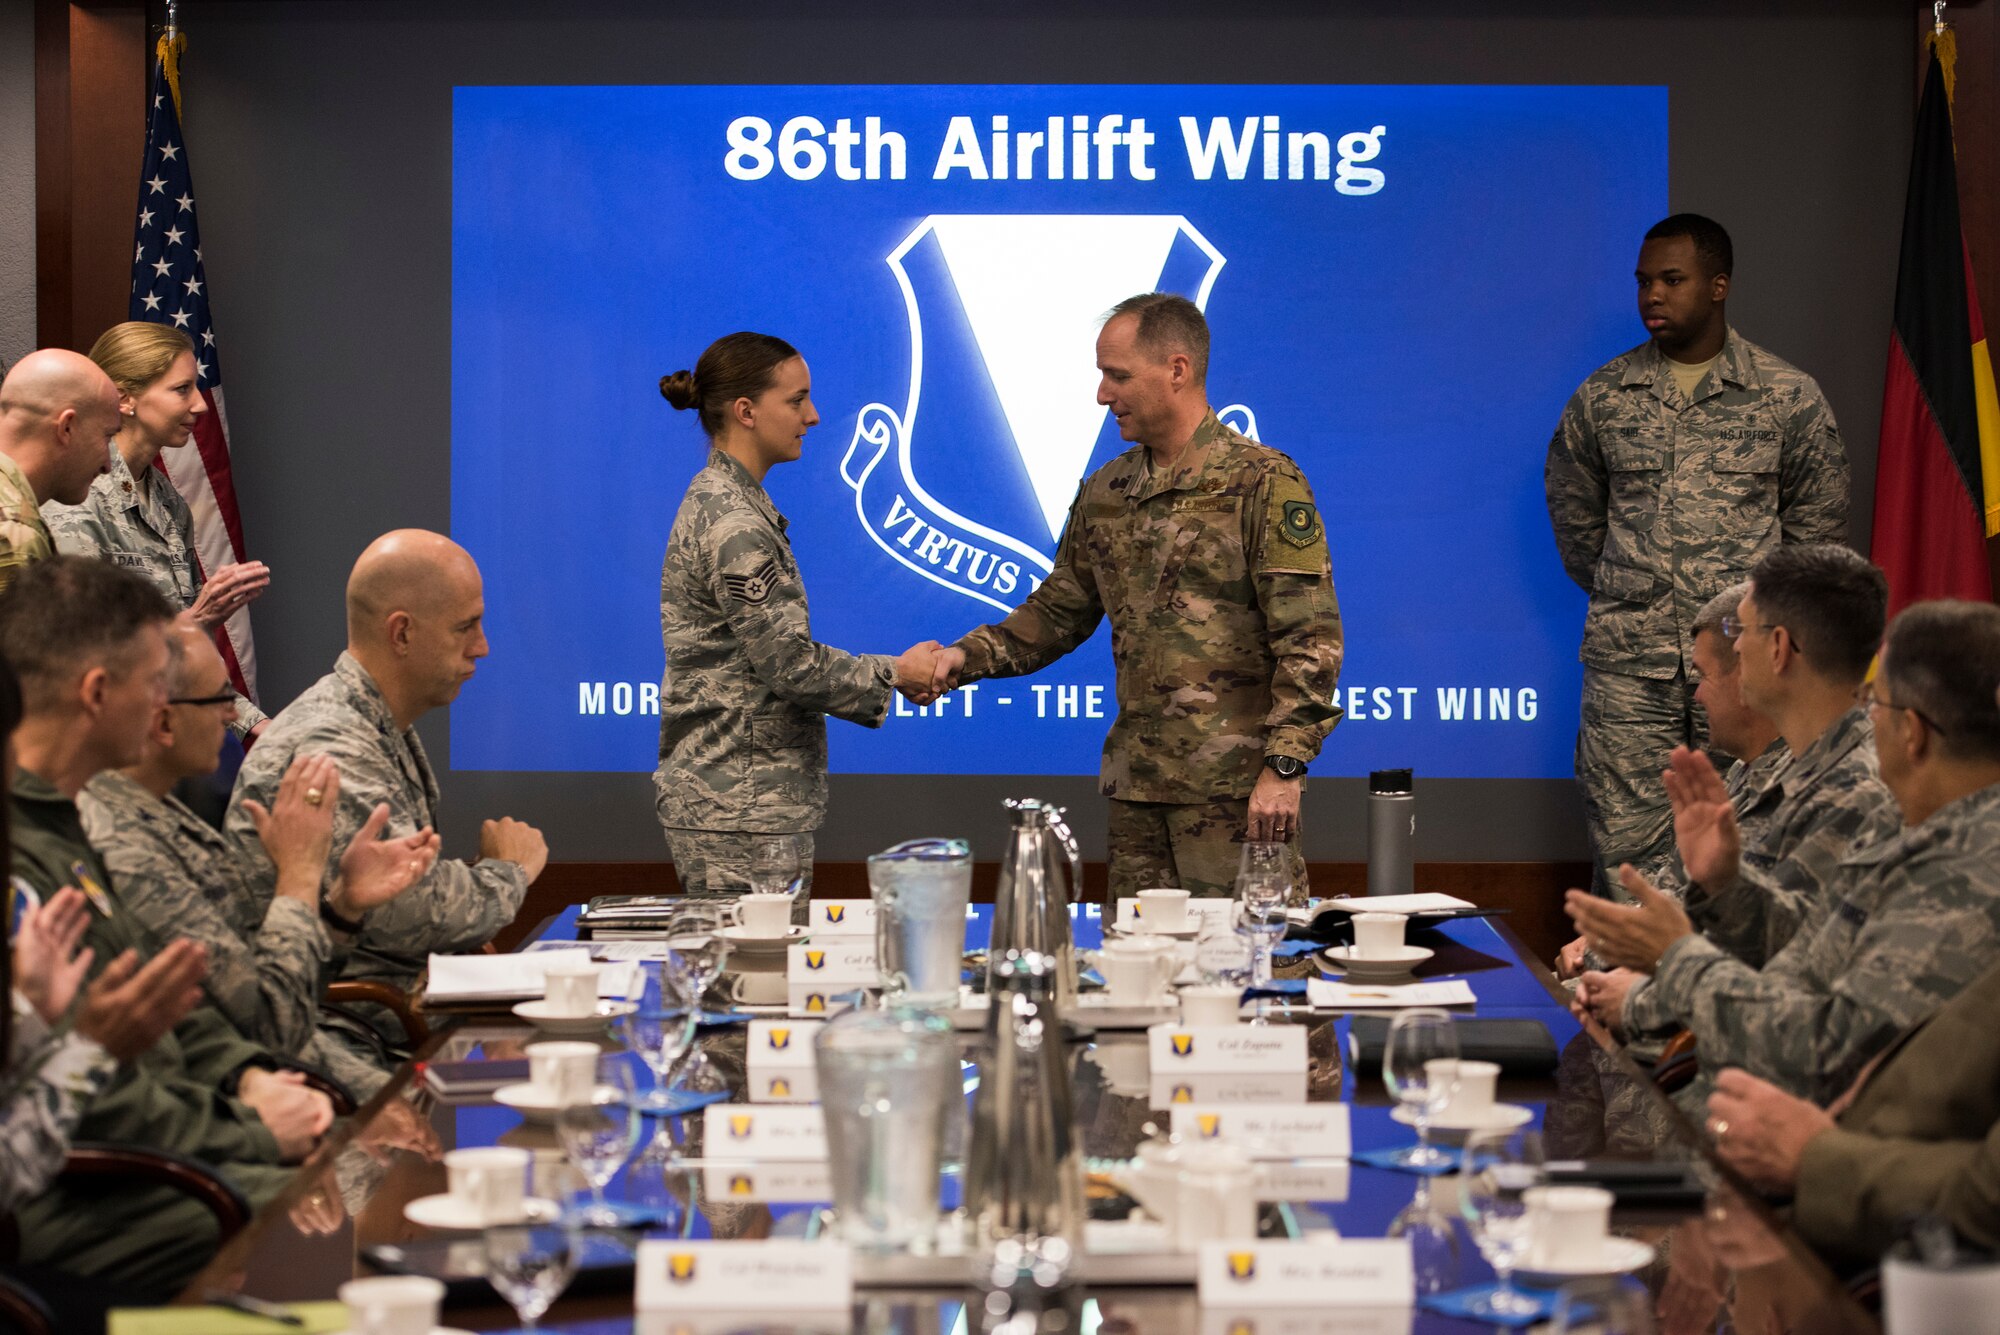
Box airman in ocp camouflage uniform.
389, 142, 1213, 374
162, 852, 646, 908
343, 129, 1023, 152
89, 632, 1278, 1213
45, 451, 267, 734
656, 448, 897, 893
0, 451, 55, 596
1547, 216, 1849, 892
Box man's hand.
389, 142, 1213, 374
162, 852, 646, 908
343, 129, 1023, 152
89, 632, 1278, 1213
1246, 768, 1303, 843
73, 939, 210, 1060
480, 817, 549, 884
1706, 1068, 1835, 1192
241, 754, 338, 904
237, 1068, 335, 1162
329, 803, 441, 920
930, 645, 966, 698
187, 560, 271, 630
1564, 865, 1694, 973
1665, 747, 1743, 890
1573, 968, 1640, 1035
13, 887, 96, 1023
1554, 935, 1590, 980
893, 641, 942, 705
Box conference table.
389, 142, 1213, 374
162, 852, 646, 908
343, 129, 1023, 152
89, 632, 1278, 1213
179, 900, 1880, 1333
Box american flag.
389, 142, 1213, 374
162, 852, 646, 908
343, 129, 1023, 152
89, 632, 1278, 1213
128, 32, 258, 701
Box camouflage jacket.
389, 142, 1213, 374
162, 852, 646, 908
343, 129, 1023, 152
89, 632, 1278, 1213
9, 768, 283, 1165
1647, 779, 2000, 1107
956, 410, 1343, 803
1545, 329, 1849, 680
0, 992, 117, 1213
656, 449, 894, 833
43, 452, 265, 733
227, 653, 528, 991
79, 770, 335, 1058
0, 452, 54, 597
1642, 738, 1791, 902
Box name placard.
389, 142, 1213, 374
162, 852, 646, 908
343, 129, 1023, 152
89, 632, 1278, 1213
1171, 1103, 1350, 1160
701, 1104, 827, 1160
1148, 1023, 1307, 1074
1150, 1073, 1309, 1109
636, 1239, 850, 1311
699, 1161, 833, 1204
747, 1019, 822, 1068
748, 1068, 820, 1104
1196, 1305, 1412, 1335
788, 940, 878, 984
1115, 896, 1236, 934
1254, 1161, 1353, 1203
1197, 1238, 1412, 1308
1305, 978, 1476, 1010
787, 985, 861, 1018
809, 900, 876, 935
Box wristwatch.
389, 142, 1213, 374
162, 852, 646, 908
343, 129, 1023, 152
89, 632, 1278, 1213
1263, 755, 1307, 780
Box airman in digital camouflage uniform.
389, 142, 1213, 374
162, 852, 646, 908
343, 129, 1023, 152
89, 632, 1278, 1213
1577, 601, 2000, 1117
229, 531, 546, 1052
655, 334, 939, 897
932, 294, 1344, 899
0, 349, 122, 593
1547, 215, 1849, 893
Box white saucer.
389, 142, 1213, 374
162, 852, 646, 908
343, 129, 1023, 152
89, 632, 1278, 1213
492, 1081, 623, 1124
402, 1193, 561, 1230
1320, 945, 1435, 978
720, 924, 807, 952
1111, 920, 1201, 940
332, 1328, 476, 1335
1392, 1101, 1535, 1134
1514, 1236, 1656, 1285
511, 998, 638, 1032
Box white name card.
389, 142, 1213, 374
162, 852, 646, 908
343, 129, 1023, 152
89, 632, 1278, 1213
1197, 1238, 1412, 1308
1150, 1073, 1309, 1109
748, 1068, 820, 1104
747, 1019, 822, 1068
1116, 897, 1236, 933
809, 900, 876, 935
788, 940, 878, 984
1172, 1103, 1351, 1160
1148, 1023, 1307, 1074
701, 1104, 826, 1160
1306, 979, 1476, 1009
699, 1160, 832, 1204
1197, 1305, 1412, 1335
787, 985, 860, 1018
636, 1239, 850, 1311
1254, 1161, 1352, 1203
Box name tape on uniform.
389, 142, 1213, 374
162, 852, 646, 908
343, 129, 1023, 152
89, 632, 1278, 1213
637, 1239, 850, 1311
1149, 1023, 1307, 1074
1171, 1103, 1351, 1159
701, 1104, 827, 1160
1197, 1238, 1412, 1308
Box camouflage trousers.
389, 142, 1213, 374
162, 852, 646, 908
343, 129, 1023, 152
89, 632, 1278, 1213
663, 827, 815, 914
1577, 666, 1705, 897
1106, 797, 1307, 901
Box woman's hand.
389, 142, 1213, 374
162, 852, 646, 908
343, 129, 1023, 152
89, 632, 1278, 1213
188, 561, 271, 630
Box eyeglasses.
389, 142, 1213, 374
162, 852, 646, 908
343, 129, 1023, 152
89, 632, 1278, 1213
1853, 683, 1948, 737
167, 690, 236, 708
1720, 614, 1802, 653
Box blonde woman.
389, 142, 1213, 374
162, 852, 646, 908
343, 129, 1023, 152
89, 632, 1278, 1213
45, 322, 270, 739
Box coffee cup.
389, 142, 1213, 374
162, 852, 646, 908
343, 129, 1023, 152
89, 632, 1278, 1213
1524, 1184, 1613, 1268
1178, 983, 1243, 1027
733, 893, 793, 937
525, 1040, 600, 1105
727, 969, 789, 1006
1427, 1058, 1498, 1119
1351, 912, 1406, 958
339, 1275, 444, 1335
1100, 936, 1177, 1003
541, 959, 600, 1018
442, 1146, 529, 1226
1137, 888, 1191, 934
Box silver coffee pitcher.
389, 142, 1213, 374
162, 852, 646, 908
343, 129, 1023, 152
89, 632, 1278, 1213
964, 949, 1085, 1253
987, 798, 1080, 1009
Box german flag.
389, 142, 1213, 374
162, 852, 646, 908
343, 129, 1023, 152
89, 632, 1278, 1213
1871, 43, 2000, 612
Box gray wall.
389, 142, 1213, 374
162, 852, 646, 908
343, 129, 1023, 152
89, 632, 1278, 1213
0, 0, 36, 372
172, 0, 1910, 865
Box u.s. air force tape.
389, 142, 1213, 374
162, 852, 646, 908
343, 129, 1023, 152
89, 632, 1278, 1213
722, 558, 782, 606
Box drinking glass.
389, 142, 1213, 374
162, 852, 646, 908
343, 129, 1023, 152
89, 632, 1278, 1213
482, 1221, 578, 1331
752, 833, 810, 923
1193, 912, 1256, 989
554, 1060, 639, 1228
1551, 1274, 1657, 1334
617, 962, 696, 1115
1235, 871, 1289, 1020
665, 907, 732, 1013
1381, 1008, 1459, 1168
1457, 1126, 1546, 1319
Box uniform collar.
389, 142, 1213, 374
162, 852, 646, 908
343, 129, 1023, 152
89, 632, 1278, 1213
1131, 409, 1227, 503
10, 767, 69, 811
707, 448, 787, 533
0, 453, 39, 507
1778, 706, 1876, 802
1619, 326, 1763, 400
83, 769, 222, 846
333, 651, 408, 737
1841, 778, 2000, 869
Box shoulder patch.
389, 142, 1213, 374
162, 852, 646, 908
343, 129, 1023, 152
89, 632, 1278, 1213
1279, 501, 1320, 547
721, 558, 782, 606
1260, 473, 1329, 574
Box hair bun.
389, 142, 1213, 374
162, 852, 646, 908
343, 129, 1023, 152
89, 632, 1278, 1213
659, 370, 700, 410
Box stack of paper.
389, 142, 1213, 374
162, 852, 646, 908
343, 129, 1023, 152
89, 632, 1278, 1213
424, 949, 644, 1003
1306, 978, 1477, 1009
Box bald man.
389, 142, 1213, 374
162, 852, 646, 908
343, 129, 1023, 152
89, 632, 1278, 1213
226, 531, 547, 1061
0, 349, 119, 592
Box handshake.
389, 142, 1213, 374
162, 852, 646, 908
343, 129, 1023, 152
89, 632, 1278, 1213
893, 641, 968, 706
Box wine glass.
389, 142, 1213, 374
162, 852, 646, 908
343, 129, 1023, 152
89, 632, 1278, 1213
666, 906, 733, 1014
1458, 1127, 1548, 1321
1193, 911, 1256, 989
1551, 1274, 1657, 1334
618, 962, 696, 1115
1235, 870, 1289, 1020
752, 833, 810, 924
555, 1059, 639, 1227
482, 1221, 579, 1331
1381, 1008, 1459, 1168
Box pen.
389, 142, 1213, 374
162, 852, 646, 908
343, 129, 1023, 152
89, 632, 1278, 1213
203, 1290, 304, 1327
